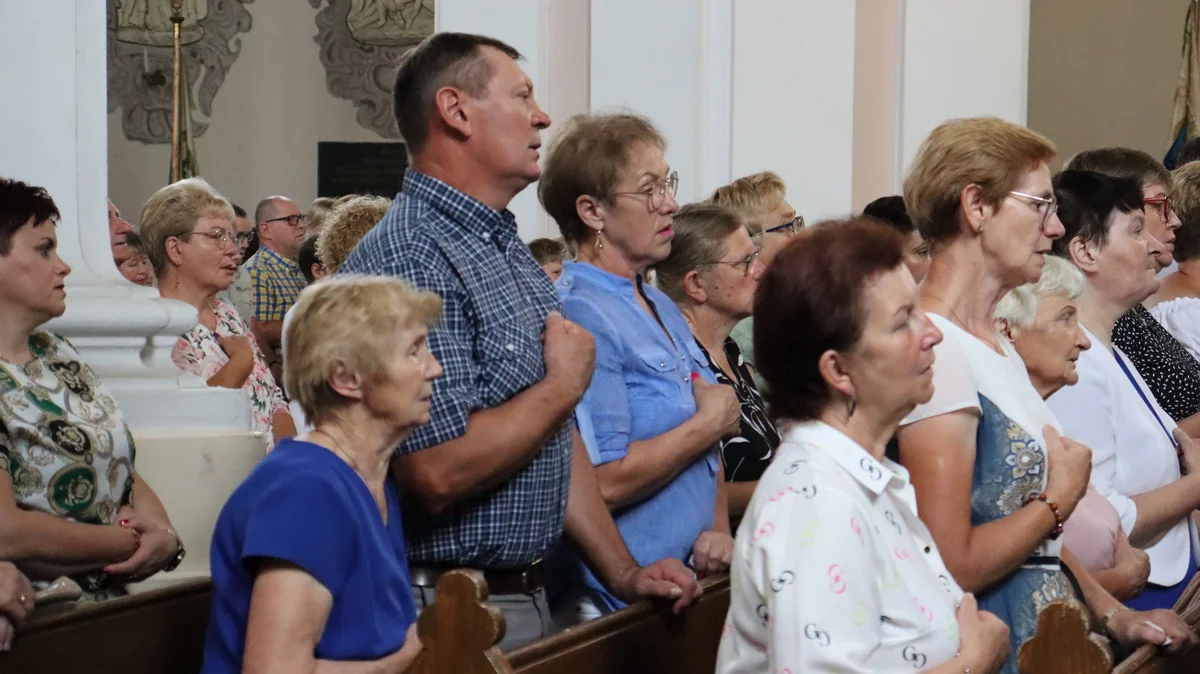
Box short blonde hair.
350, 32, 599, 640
993, 256, 1086, 329
285, 275, 442, 426
307, 197, 338, 234
903, 117, 1056, 248
709, 171, 787, 235
316, 196, 391, 273
1173, 161, 1200, 262
539, 112, 667, 246
139, 177, 235, 276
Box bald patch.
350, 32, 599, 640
255, 196, 291, 225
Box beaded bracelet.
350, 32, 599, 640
1026, 492, 1064, 540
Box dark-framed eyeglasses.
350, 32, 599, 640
264, 214, 308, 228
179, 228, 237, 249
1007, 190, 1058, 228
1144, 195, 1174, 222
611, 171, 680, 211
765, 215, 804, 237
704, 248, 762, 276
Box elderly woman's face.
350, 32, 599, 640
172, 214, 241, 293
1142, 182, 1180, 271
986, 162, 1064, 287
1091, 208, 1163, 308
0, 218, 71, 321
844, 265, 943, 412
600, 143, 680, 271
1008, 292, 1090, 395
757, 200, 797, 268
366, 322, 444, 429
697, 227, 764, 320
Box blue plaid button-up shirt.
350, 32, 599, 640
338, 169, 571, 567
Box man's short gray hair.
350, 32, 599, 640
993, 256, 1087, 329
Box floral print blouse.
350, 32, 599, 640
171, 298, 287, 449
0, 332, 136, 595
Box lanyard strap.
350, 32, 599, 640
1113, 350, 1176, 447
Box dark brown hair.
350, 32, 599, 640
392, 32, 523, 155
528, 238, 568, 265
755, 217, 906, 421
0, 178, 60, 255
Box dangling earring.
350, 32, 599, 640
594, 230, 605, 252
847, 394, 857, 420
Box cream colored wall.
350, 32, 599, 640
1028, 0, 1191, 169
107, 1, 382, 222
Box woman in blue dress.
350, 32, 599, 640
896, 117, 1190, 671
202, 276, 440, 672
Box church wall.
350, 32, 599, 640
1028, 0, 1192, 169
107, 1, 381, 231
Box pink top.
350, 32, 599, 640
1062, 484, 1120, 572
172, 298, 288, 449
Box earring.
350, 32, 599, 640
594, 230, 605, 252
847, 394, 857, 419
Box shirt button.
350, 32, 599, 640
506, 344, 515, 351
660, 362, 666, 367
482, 232, 491, 240
924, 546, 932, 554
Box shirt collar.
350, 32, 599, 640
558, 261, 640, 297
402, 168, 518, 244
258, 245, 298, 272
784, 421, 906, 496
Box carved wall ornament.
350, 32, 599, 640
309, 0, 435, 139
107, 0, 253, 145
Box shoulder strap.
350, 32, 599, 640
1113, 350, 1177, 447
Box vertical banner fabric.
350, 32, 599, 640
1167, 1, 1200, 169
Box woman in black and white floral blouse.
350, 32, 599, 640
657, 202, 781, 521
0, 178, 183, 602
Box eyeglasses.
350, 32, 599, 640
264, 214, 308, 228
234, 231, 255, 247
1007, 191, 1058, 228
704, 248, 762, 276
611, 171, 680, 211
1144, 195, 1174, 222
180, 228, 237, 249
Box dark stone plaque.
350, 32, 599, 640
317, 141, 407, 199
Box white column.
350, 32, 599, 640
898, 0, 1031, 173
590, 0, 734, 204
0, 0, 262, 578
731, 0, 857, 220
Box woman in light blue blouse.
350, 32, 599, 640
538, 112, 741, 617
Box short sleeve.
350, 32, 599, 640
1152, 301, 1200, 362
901, 334, 979, 426
564, 295, 631, 465
346, 235, 482, 454
1046, 360, 1137, 533
242, 474, 359, 595
738, 491, 882, 672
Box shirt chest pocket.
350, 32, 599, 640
629, 348, 694, 402
477, 323, 544, 401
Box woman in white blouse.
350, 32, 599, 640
717, 217, 1011, 674
1047, 169, 1200, 612
1151, 160, 1200, 359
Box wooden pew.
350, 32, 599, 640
0, 578, 211, 674
409, 570, 730, 674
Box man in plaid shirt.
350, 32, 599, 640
246, 196, 307, 379
338, 32, 700, 650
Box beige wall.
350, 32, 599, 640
1028, 0, 1191, 169
108, 2, 382, 222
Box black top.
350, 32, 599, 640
1112, 303, 1200, 421
696, 337, 781, 482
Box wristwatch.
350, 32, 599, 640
163, 528, 187, 572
